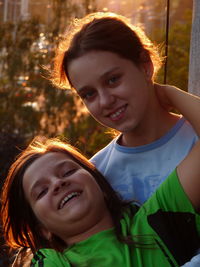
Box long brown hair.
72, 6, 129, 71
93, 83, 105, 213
51, 12, 162, 90
1, 137, 133, 253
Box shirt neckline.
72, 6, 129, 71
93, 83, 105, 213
114, 117, 185, 153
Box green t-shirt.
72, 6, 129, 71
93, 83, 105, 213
31, 169, 200, 267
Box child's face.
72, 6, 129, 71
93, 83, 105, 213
23, 152, 111, 243
68, 50, 153, 134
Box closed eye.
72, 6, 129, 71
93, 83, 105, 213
37, 188, 48, 200
63, 169, 76, 177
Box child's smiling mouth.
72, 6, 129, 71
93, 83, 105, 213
58, 191, 82, 210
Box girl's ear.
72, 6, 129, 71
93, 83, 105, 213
139, 51, 154, 81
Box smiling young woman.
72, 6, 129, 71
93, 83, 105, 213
51, 12, 198, 205
67, 50, 153, 135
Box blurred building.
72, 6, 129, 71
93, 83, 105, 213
0, 0, 52, 23
1, 0, 28, 22
0, 0, 142, 24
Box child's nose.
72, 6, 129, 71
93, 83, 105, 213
53, 180, 68, 194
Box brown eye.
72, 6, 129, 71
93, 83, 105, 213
81, 90, 96, 100
107, 75, 121, 86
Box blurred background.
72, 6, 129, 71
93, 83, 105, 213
0, 0, 192, 265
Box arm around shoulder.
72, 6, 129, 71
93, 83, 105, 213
156, 84, 200, 209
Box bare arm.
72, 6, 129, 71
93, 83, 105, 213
156, 84, 200, 209
177, 140, 200, 210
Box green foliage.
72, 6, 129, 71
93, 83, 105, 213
154, 8, 192, 90
166, 9, 192, 89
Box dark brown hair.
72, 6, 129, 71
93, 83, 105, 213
51, 12, 162, 89
1, 137, 133, 253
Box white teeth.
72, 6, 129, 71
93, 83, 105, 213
59, 192, 80, 209
110, 106, 125, 119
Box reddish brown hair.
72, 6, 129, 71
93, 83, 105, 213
51, 12, 162, 90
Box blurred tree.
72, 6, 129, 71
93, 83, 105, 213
0, 0, 100, 182
152, 2, 192, 90
164, 9, 192, 90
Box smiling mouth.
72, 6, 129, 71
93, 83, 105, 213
109, 105, 127, 121
58, 192, 81, 210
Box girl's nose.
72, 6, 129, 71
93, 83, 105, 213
53, 179, 68, 195
99, 90, 115, 109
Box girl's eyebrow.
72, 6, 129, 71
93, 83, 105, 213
77, 67, 120, 93
100, 66, 120, 79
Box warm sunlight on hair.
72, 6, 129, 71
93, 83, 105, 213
50, 12, 162, 90
28, 137, 87, 162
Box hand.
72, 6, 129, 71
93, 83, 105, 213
154, 83, 176, 112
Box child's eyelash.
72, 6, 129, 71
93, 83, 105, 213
37, 188, 48, 199
63, 169, 76, 177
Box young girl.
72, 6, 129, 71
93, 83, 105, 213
1, 86, 200, 266
51, 12, 198, 204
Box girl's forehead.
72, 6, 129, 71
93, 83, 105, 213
68, 51, 128, 88
24, 153, 76, 177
